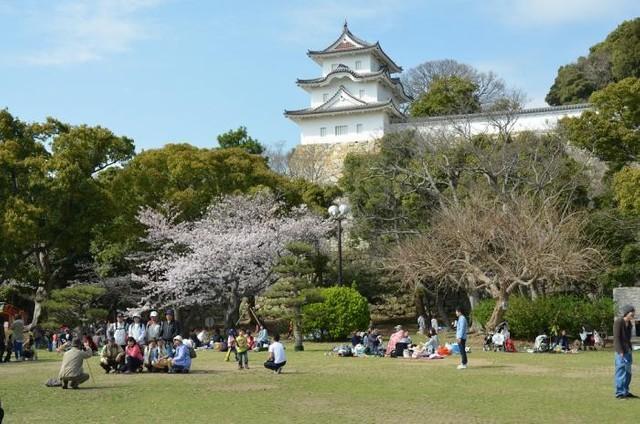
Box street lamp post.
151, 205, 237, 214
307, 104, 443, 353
328, 203, 349, 285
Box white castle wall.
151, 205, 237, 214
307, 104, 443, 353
298, 111, 388, 145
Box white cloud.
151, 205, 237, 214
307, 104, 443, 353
21, 0, 164, 66
487, 0, 639, 27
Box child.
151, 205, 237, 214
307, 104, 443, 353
236, 329, 249, 369
224, 329, 237, 362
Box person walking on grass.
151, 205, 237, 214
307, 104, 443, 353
264, 334, 287, 374
236, 329, 249, 369
455, 306, 468, 370
59, 338, 94, 389
614, 304, 636, 400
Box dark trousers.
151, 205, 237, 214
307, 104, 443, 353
459, 338, 468, 365
100, 358, 121, 373
264, 360, 286, 371
13, 340, 23, 360
125, 356, 143, 372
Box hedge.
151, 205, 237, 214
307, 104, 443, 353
303, 286, 370, 341
471, 295, 613, 339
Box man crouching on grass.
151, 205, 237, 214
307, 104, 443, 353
59, 338, 94, 389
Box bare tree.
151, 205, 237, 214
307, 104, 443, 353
288, 144, 330, 184
264, 141, 292, 176
401, 59, 508, 108
386, 194, 604, 331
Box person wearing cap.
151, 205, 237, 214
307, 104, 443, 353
58, 338, 93, 389
160, 309, 182, 346
128, 314, 146, 347
100, 337, 124, 374
146, 311, 162, 341
169, 335, 191, 373
614, 304, 636, 399
109, 313, 128, 349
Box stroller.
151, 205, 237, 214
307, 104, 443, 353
533, 334, 551, 352
483, 321, 510, 352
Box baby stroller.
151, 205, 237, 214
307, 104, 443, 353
483, 321, 509, 352
533, 334, 550, 352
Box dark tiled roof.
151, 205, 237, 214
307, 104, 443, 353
404, 103, 592, 123
285, 99, 404, 118
308, 43, 403, 73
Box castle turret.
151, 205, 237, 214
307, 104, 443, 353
285, 22, 410, 145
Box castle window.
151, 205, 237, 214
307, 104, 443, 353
356, 124, 363, 134
335, 125, 348, 136
320, 127, 327, 137
331, 63, 338, 70
359, 89, 365, 99
323, 93, 329, 102
355, 60, 362, 70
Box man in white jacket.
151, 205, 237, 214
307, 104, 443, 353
128, 314, 146, 347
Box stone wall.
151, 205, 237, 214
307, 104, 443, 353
613, 287, 640, 318
289, 140, 378, 184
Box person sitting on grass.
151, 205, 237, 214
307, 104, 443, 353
169, 335, 191, 373
255, 325, 269, 351
236, 329, 249, 370
144, 338, 160, 372
100, 337, 124, 373
58, 338, 94, 389
385, 325, 404, 356
246, 330, 255, 351
425, 328, 440, 355
264, 334, 287, 374
122, 336, 144, 374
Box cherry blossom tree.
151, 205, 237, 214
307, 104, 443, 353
132, 192, 330, 327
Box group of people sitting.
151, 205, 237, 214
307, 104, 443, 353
337, 325, 443, 359
189, 325, 270, 353
99, 334, 192, 374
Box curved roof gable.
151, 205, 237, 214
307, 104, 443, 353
322, 21, 373, 52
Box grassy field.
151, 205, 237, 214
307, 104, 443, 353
0, 336, 637, 423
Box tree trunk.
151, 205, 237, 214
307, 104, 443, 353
414, 286, 427, 318
223, 294, 241, 329
293, 307, 304, 351
486, 289, 509, 331
468, 290, 482, 333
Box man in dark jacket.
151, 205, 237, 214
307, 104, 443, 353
614, 304, 636, 399
160, 309, 181, 345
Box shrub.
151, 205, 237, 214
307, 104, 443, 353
303, 286, 370, 341
471, 299, 495, 329
471, 295, 613, 339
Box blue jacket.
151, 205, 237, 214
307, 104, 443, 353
172, 344, 191, 369
456, 315, 468, 340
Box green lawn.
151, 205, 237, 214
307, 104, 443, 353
0, 338, 637, 423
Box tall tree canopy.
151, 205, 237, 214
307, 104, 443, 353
546, 18, 640, 105
401, 59, 508, 108
0, 109, 135, 295
561, 77, 640, 169
409, 75, 481, 117
216, 126, 264, 154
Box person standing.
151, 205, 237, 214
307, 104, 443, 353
614, 304, 636, 399
128, 314, 146, 347
11, 316, 26, 361
264, 334, 287, 374
58, 338, 94, 389
455, 306, 468, 370
146, 311, 162, 341
236, 329, 249, 370
109, 313, 128, 350
417, 315, 427, 335
160, 309, 181, 346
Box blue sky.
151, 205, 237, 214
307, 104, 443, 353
1, 0, 639, 151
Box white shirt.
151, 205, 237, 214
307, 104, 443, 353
128, 322, 146, 344
268, 341, 286, 364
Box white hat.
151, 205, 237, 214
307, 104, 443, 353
150, 311, 158, 317
173, 335, 183, 342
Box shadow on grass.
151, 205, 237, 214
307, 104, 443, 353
466, 364, 509, 369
